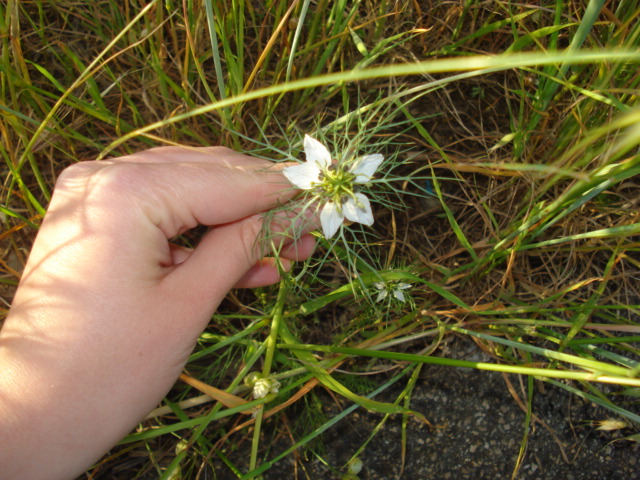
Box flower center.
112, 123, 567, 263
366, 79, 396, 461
316, 164, 356, 207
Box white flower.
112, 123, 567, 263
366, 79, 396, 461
283, 134, 384, 239
374, 281, 412, 303
347, 457, 363, 475
251, 377, 281, 399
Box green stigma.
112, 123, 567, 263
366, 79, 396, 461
318, 164, 356, 206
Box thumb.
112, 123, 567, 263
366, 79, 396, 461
165, 212, 273, 308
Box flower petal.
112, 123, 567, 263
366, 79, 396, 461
320, 201, 344, 238
397, 283, 412, 290
304, 134, 331, 169
376, 289, 388, 302
392, 289, 406, 302
343, 193, 374, 226
283, 162, 321, 190
351, 154, 384, 183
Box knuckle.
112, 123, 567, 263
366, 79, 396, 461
55, 161, 148, 207
54, 161, 99, 189
91, 163, 146, 195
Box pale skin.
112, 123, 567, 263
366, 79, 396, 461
0, 146, 315, 479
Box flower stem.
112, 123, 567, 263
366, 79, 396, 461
248, 407, 265, 476
248, 278, 288, 473
262, 279, 288, 377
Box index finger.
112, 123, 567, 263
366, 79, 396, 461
61, 146, 295, 238
140, 155, 293, 236
111, 145, 268, 168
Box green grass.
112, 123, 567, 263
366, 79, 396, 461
1, 0, 640, 478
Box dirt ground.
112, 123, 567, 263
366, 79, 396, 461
257, 337, 639, 480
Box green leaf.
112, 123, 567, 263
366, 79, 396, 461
279, 321, 428, 420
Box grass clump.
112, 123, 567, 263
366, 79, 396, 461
1, 0, 640, 478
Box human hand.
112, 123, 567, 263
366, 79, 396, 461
0, 146, 314, 479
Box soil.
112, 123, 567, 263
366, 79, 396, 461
257, 337, 640, 480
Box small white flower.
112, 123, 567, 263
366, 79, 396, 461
268, 378, 280, 394
373, 282, 387, 302
374, 281, 412, 303
283, 134, 383, 239
347, 457, 363, 475
252, 378, 271, 399
251, 377, 281, 399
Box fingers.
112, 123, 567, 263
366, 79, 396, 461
166, 217, 316, 301
233, 258, 292, 288
234, 234, 316, 288
111, 145, 264, 167
279, 234, 317, 261
134, 160, 294, 237
60, 148, 294, 239
53, 146, 319, 303
167, 233, 315, 267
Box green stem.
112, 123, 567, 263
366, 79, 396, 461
262, 279, 288, 377
280, 344, 640, 386
248, 279, 288, 474
248, 407, 265, 476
